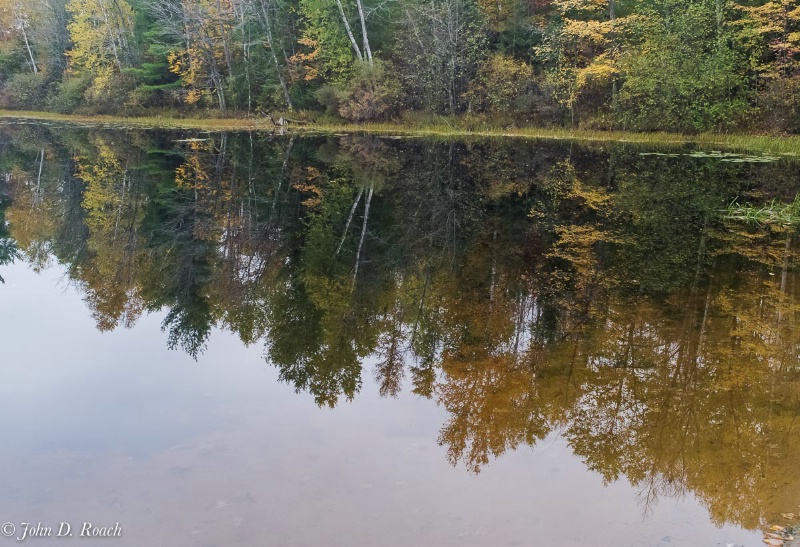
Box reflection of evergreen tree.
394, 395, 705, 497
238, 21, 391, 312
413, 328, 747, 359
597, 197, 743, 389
0, 188, 17, 283
139, 174, 216, 359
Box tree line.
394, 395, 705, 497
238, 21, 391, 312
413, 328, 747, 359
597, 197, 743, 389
1, 0, 799, 131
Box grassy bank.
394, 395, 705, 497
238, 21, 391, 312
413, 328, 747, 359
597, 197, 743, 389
2, 109, 800, 155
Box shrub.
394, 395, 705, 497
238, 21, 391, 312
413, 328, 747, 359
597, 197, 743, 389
315, 60, 401, 122
463, 53, 534, 113
314, 84, 340, 116
0, 72, 48, 109
82, 68, 137, 114
45, 74, 92, 113
614, 12, 752, 134
756, 77, 800, 133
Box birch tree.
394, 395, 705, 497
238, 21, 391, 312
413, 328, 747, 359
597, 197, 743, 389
150, 0, 236, 109
66, 0, 137, 73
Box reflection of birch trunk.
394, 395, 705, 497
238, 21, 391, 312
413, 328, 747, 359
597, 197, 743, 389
692, 223, 707, 291
335, 0, 364, 61
697, 283, 712, 353
269, 135, 294, 218
410, 266, 432, 345
488, 230, 497, 307
335, 188, 364, 257
36, 148, 44, 188
32, 148, 44, 208
512, 293, 528, 362
353, 183, 373, 284
113, 161, 129, 241
778, 233, 792, 323
781, 233, 791, 293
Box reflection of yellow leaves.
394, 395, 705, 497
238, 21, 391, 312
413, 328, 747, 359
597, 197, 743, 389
175, 155, 210, 189
570, 181, 612, 210
292, 182, 323, 208
550, 225, 618, 263
306, 166, 321, 180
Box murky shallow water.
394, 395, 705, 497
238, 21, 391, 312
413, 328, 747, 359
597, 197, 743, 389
0, 124, 798, 546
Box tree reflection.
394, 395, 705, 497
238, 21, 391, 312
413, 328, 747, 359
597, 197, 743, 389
1, 125, 799, 531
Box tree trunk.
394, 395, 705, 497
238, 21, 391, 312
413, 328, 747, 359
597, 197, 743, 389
258, 0, 294, 109
335, 188, 364, 257
14, 4, 38, 75
353, 183, 373, 284
355, 0, 373, 65
335, 0, 364, 61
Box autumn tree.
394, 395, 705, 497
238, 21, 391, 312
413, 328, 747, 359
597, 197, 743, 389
65, 0, 137, 103
147, 0, 236, 109
735, 0, 800, 130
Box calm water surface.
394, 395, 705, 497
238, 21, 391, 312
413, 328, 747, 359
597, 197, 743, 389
0, 123, 798, 546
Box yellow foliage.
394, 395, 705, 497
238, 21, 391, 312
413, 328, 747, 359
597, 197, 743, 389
288, 37, 321, 82
164, 0, 235, 105
65, 0, 135, 73
556, 0, 609, 16
575, 53, 618, 90
476, 0, 519, 30
463, 53, 533, 113
563, 19, 613, 45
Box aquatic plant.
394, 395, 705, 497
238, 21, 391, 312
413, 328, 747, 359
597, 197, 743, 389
725, 194, 800, 228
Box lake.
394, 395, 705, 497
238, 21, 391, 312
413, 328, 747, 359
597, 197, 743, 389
0, 122, 798, 546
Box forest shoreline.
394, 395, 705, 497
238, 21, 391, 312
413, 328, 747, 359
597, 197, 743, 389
3, 109, 800, 156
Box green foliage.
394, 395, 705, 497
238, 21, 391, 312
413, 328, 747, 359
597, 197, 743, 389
83, 70, 137, 113
299, 0, 357, 81
0, 72, 48, 109
615, 2, 752, 133
617, 42, 750, 132
44, 73, 92, 113
315, 84, 340, 115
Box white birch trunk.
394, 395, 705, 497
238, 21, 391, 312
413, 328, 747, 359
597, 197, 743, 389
355, 0, 372, 65
335, 0, 364, 61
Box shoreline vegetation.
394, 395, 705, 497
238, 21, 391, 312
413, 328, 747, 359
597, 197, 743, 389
3, 110, 800, 156
5, 0, 800, 153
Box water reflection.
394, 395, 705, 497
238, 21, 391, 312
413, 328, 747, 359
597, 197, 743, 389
1, 124, 799, 536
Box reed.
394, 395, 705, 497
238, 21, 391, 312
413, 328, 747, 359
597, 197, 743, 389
725, 194, 800, 227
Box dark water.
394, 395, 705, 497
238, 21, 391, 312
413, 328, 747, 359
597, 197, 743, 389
0, 123, 798, 546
